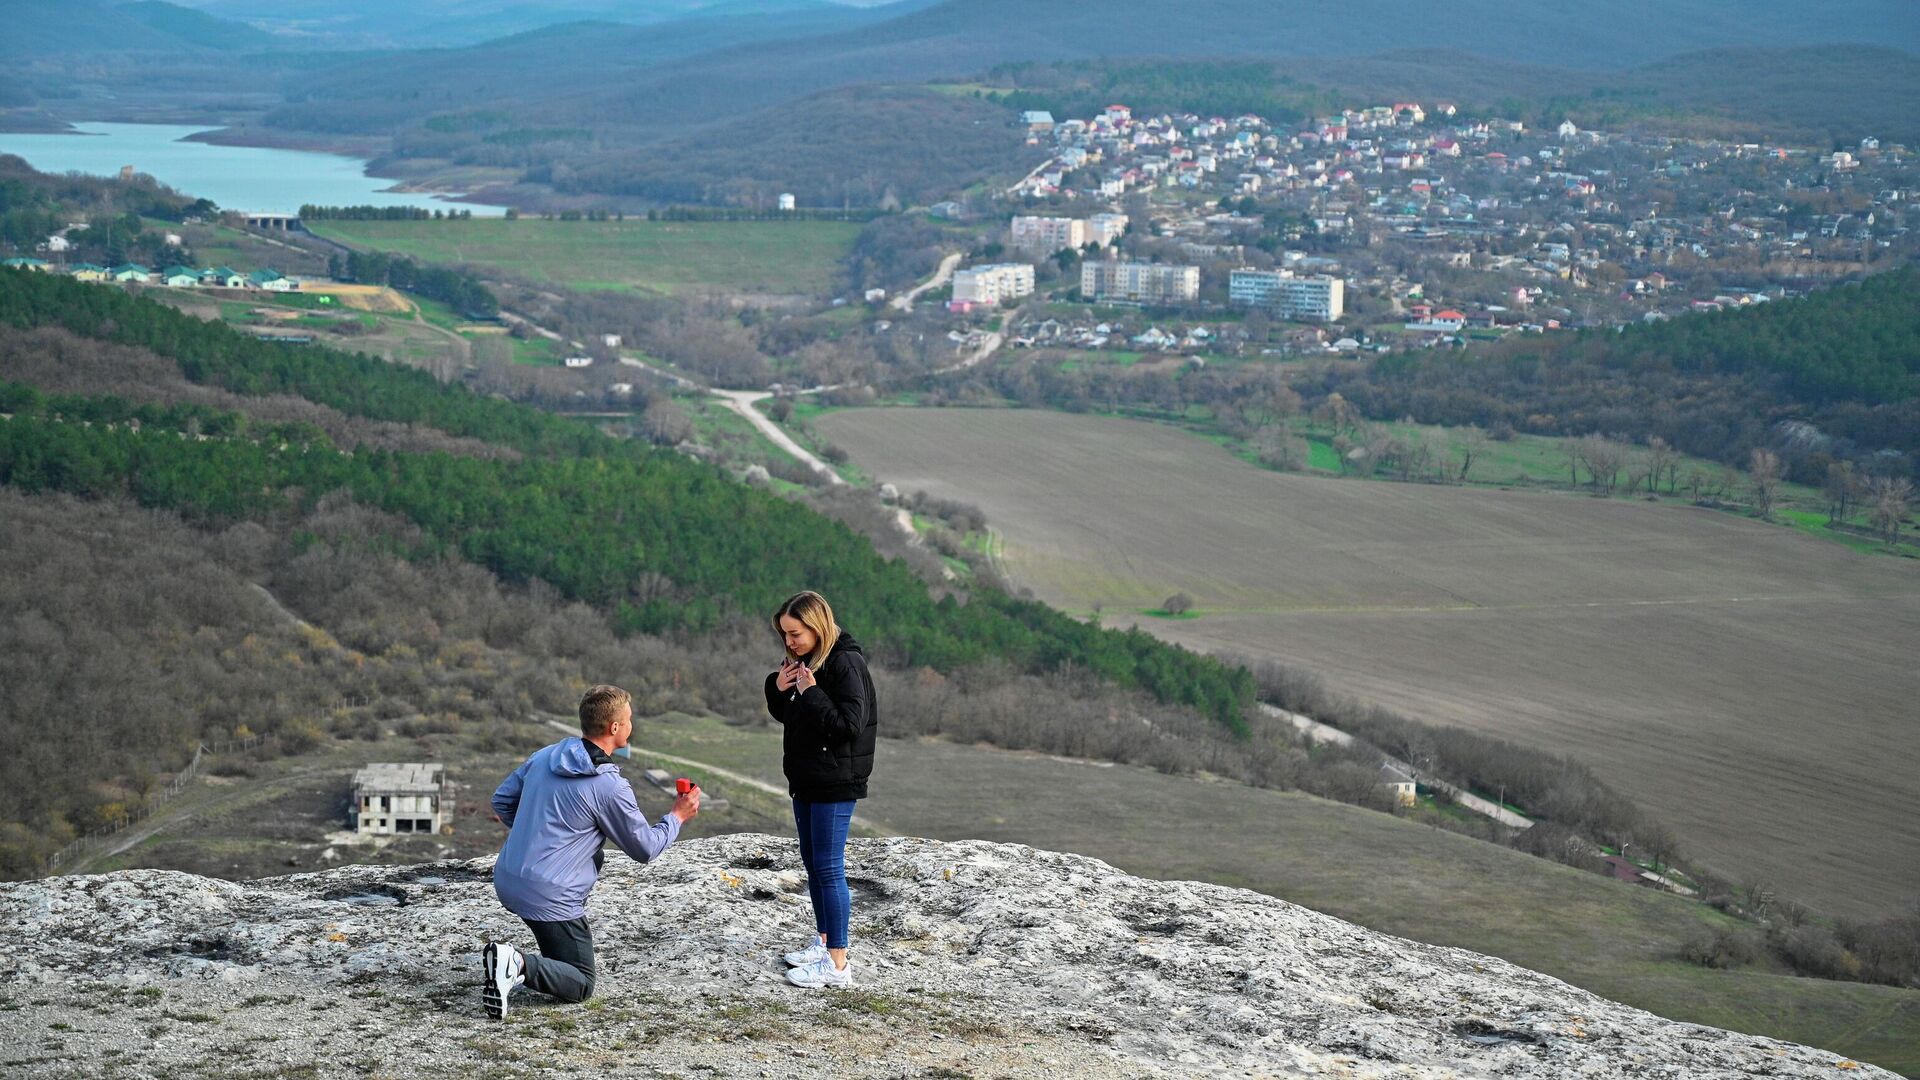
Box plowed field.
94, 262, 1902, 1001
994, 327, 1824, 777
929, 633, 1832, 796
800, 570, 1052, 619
816, 407, 1920, 919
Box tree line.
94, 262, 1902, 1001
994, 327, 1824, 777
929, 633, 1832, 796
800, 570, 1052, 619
1316, 270, 1920, 484
300, 205, 478, 221
327, 251, 498, 318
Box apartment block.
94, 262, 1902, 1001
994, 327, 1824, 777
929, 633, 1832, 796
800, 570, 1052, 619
1081, 260, 1200, 304
1228, 267, 1346, 321
951, 263, 1036, 306
1086, 212, 1130, 248
1010, 215, 1087, 255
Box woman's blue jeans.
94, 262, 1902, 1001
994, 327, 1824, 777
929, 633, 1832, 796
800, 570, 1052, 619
793, 798, 856, 950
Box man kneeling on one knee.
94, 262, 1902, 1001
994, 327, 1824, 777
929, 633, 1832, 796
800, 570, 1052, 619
482, 684, 700, 1019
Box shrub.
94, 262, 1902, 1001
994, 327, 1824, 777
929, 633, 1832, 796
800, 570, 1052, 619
1682, 926, 1762, 969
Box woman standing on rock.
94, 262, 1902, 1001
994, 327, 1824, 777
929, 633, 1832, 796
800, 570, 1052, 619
764, 589, 877, 989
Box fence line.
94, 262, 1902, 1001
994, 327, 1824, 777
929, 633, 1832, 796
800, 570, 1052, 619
46, 734, 271, 871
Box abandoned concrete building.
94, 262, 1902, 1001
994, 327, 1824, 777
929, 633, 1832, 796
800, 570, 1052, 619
351, 763, 448, 836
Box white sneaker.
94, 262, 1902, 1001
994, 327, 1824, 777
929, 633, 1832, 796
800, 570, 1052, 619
784, 939, 829, 968
786, 954, 853, 989
482, 942, 526, 1020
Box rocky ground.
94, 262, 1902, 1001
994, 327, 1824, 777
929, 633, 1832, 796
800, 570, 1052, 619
0, 835, 1892, 1079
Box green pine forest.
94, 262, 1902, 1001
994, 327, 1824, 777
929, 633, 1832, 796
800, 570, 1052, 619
0, 269, 1255, 729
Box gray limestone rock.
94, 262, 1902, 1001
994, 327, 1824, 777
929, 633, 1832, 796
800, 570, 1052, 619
0, 835, 1891, 1078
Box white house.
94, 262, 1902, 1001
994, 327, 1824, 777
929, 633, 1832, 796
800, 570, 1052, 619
351, 763, 448, 836
564, 355, 594, 368
1378, 763, 1418, 807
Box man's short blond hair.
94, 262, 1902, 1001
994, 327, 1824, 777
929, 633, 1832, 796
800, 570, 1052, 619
579, 684, 631, 737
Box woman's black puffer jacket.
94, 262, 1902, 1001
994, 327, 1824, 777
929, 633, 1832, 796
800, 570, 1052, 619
763, 632, 878, 801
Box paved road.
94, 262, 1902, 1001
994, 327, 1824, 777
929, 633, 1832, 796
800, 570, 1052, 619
711, 388, 846, 485
889, 251, 962, 313
1260, 704, 1535, 829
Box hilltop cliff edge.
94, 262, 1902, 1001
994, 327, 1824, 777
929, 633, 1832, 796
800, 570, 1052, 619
0, 834, 1888, 1078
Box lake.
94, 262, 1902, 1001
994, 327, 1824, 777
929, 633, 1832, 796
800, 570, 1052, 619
0, 122, 506, 216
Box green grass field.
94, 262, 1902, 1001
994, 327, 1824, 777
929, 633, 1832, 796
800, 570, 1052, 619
631, 711, 1920, 1076
308, 218, 865, 297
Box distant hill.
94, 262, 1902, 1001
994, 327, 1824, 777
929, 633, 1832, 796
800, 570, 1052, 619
575, 0, 1917, 126
266, 4, 928, 134
994, 45, 1920, 148
262, 0, 1917, 140
0, 0, 276, 57
118, 0, 277, 50
170, 0, 919, 48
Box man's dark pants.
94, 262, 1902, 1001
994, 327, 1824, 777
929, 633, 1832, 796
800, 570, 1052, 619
520, 917, 595, 1002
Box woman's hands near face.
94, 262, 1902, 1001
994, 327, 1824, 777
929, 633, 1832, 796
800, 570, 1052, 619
793, 662, 817, 692
775, 657, 801, 691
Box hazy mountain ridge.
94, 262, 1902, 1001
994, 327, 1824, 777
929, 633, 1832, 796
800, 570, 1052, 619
570, 0, 1919, 129
0, 0, 274, 58
170, 0, 918, 48
256, 0, 1918, 143
269, 3, 926, 128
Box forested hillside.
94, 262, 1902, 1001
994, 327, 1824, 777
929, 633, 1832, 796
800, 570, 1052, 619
991, 46, 1920, 149
1318, 269, 1920, 482
0, 269, 1253, 717
0, 0, 269, 59
1, 155, 215, 257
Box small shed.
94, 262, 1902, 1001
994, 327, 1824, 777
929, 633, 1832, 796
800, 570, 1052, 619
352, 763, 448, 836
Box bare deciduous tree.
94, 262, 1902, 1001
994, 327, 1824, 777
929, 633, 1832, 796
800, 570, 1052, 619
1748, 448, 1782, 520
1684, 468, 1708, 503
1422, 429, 1452, 482
1253, 423, 1310, 472
1869, 476, 1913, 545
1577, 434, 1627, 493
640, 399, 693, 445
1643, 436, 1679, 494
1823, 460, 1856, 524
1458, 424, 1488, 481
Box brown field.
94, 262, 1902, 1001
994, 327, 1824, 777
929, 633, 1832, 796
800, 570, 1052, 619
298, 283, 415, 313
815, 407, 1920, 920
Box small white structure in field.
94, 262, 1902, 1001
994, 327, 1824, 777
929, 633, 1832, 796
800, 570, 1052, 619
564, 355, 594, 368
778, 193, 797, 211
352, 763, 448, 836
601, 333, 622, 348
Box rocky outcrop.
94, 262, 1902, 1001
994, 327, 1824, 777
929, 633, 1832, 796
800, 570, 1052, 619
0, 835, 1889, 1078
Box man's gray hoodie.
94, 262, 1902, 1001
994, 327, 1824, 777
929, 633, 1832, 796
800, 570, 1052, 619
491, 738, 681, 922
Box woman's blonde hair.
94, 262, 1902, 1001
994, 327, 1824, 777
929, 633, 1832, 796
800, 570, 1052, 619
773, 590, 840, 669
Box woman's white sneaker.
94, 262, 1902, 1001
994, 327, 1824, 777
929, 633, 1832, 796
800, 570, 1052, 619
784, 939, 830, 968
786, 955, 853, 989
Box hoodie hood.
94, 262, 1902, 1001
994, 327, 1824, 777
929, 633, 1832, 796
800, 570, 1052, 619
549, 737, 614, 777
827, 630, 863, 661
